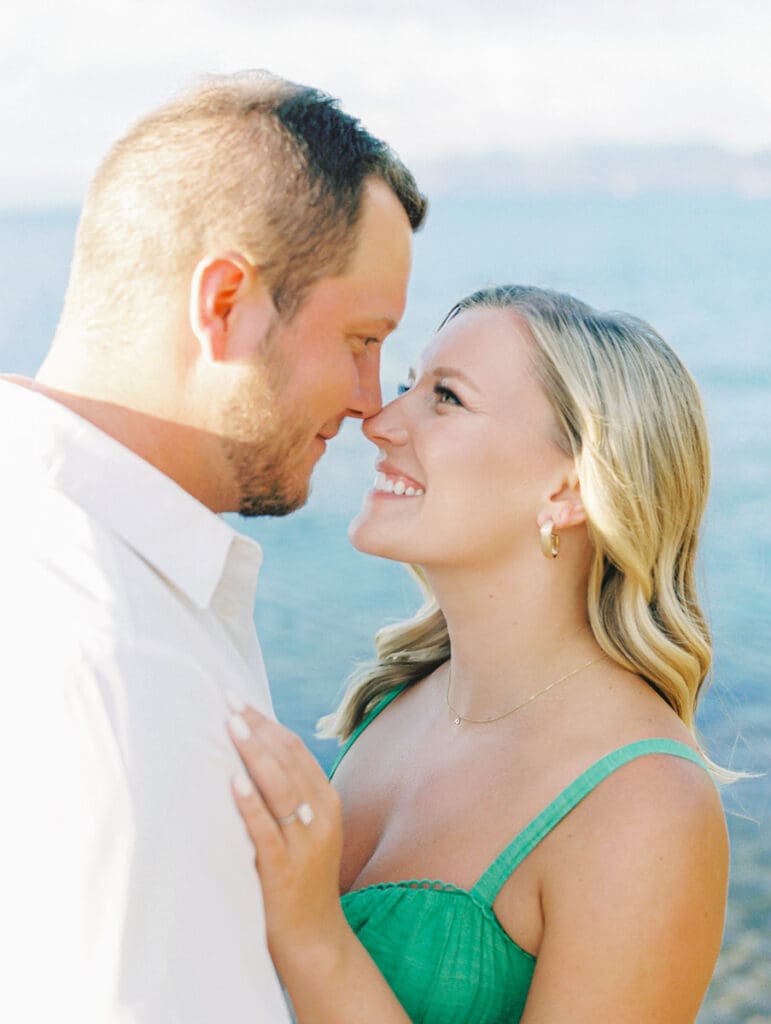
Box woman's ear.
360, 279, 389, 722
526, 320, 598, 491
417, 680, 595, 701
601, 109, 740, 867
189, 252, 275, 362
538, 470, 587, 532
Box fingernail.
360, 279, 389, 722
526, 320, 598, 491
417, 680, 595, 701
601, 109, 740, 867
232, 770, 255, 797
225, 689, 246, 713
229, 713, 251, 741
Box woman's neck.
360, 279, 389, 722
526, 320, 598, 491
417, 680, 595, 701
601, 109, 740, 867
424, 552, 601, 718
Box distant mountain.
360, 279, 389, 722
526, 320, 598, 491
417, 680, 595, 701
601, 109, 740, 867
415, 144, 771, 197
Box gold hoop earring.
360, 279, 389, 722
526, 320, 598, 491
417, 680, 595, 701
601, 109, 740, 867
540, 520, 559, 559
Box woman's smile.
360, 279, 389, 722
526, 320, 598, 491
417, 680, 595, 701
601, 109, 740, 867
372, 462, 426, 497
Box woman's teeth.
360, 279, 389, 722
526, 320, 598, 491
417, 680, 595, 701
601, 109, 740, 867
373, 472, 424, 496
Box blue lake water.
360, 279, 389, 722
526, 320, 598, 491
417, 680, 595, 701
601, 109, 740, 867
1, 195, 768, 1021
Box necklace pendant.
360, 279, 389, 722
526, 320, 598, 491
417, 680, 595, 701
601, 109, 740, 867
453, 716, 461, 726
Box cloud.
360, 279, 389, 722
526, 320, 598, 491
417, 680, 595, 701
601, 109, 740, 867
2, 0, 771, 205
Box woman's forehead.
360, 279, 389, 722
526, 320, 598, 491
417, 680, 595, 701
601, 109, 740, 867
418, 306, 534, 377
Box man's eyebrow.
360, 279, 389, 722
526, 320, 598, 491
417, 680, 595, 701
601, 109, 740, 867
431, 365, 482, 393
352, 316, 398, 333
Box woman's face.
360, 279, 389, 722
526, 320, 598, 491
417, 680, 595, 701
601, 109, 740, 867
349, 306, 574, 570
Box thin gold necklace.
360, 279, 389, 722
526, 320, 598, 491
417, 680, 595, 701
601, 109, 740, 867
445, 654, 606, 726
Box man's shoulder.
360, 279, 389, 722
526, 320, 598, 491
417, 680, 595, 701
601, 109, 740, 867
0, 483, 202, 673
1, 481, 144, 612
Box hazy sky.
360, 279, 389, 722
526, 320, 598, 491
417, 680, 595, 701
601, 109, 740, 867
3, 0, 770, 205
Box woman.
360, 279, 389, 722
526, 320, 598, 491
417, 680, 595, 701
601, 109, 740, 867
227, 285, 729, 1023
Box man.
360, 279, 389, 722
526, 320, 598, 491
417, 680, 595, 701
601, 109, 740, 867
0, 71, 425, 1022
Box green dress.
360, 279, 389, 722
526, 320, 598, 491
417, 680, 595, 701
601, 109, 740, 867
329, 686, 707, 1024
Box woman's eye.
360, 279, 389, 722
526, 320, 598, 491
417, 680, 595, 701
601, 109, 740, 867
434, 384, 462, 406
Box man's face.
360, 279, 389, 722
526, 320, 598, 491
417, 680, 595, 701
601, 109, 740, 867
220, 179, 413, 517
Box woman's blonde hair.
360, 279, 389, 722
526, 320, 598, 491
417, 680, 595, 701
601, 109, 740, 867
322, 286, 715, 761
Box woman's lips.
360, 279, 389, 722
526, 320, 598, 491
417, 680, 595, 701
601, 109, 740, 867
372, 470, 425, 497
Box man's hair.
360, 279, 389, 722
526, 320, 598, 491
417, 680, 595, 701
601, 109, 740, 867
62, 71, 427, 326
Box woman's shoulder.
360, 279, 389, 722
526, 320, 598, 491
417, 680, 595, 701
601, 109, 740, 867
519, 736, 729, 1022
533, 667, 728, 888
541, 731, 728, 908
574, 735, 725, 832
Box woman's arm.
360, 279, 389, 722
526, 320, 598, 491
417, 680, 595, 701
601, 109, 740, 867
516, 754, 729, 1023
227, 704, 411, 1024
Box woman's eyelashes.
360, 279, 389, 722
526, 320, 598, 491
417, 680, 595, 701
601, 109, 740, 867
433, 383, 462, 406
396, 379, 463, 407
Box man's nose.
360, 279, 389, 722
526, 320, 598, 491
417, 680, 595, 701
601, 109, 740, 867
347, 350, 383, 419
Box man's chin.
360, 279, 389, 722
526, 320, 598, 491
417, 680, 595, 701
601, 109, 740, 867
238, 480, 311, 518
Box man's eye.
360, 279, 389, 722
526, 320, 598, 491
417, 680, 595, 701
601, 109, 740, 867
349, 335, 380, 353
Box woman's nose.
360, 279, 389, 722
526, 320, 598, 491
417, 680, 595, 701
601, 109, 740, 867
362, 398, 410, 447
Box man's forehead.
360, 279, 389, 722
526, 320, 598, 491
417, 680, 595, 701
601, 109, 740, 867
306, 275, 400, 319
348, 180, 413, 275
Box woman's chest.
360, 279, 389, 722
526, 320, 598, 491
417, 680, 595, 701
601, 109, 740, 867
333, 717, 545, 895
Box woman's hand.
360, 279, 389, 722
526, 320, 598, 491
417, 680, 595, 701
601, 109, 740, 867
226, 699, 348, 977
226, 700, 411, 1024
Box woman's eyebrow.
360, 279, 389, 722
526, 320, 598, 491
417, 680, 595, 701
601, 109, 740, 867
430, 365, 482, 394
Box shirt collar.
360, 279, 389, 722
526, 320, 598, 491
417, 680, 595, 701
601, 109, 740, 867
0, 379, 263, 610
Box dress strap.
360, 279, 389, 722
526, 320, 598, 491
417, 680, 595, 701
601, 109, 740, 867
328, 684, 409, 780
471, 739, 707, 908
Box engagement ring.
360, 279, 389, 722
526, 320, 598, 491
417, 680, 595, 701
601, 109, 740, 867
276, 802, 315, 827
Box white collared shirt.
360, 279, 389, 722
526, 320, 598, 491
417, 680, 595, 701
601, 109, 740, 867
0, 380, 291, 1023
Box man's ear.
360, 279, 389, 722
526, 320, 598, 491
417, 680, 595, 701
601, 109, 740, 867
538, 469, 587, 533
189, 253, 275, 362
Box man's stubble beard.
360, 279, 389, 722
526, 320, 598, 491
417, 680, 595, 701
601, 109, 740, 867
224, 424, 313, 518
219, 321, 317, 518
